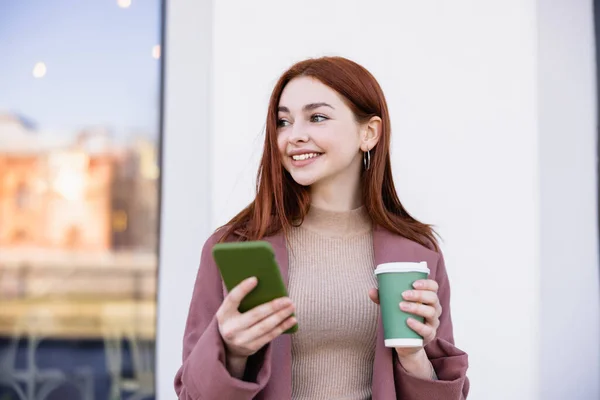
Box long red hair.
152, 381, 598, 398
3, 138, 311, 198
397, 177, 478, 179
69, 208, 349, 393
219, 56, 438, 251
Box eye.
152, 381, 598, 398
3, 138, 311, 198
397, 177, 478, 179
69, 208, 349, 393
310, 114, 328, 123
277, 118, 291, 127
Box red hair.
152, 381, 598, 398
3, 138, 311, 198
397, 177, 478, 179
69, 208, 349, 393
219, 56, 438, 251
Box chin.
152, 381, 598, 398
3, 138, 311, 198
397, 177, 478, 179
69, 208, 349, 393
288, 171, 319, 187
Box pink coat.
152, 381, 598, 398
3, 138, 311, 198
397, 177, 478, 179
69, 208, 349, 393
175, 225, 470, 399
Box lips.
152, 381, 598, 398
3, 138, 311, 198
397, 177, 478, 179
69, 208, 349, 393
288, 151, 322, 167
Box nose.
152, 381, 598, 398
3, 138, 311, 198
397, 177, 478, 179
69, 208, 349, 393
288, 122, 309, 144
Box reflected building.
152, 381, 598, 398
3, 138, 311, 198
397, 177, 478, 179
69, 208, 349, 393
0, 113, 159, 253
111, 136, 160, 252
0, 114, 114, 251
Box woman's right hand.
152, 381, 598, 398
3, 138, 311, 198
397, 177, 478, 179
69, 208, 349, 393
216, 276, 297, 361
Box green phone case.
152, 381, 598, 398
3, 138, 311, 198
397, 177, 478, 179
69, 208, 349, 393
212, 240, 298, 334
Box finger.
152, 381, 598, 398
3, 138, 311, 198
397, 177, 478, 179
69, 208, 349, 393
368, 288, 380, 305
248, 315, 298, 351
402, 289, 439, 306
237, 304, 296, 344
217, 277, 258, 320
412, 279, 439, 292
406, 317, 436, 341
219, 301, 293, 345
236, 297, 293, 328
400, 302, 437, 320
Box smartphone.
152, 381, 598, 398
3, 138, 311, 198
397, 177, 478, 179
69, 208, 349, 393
212, 240, 298, 334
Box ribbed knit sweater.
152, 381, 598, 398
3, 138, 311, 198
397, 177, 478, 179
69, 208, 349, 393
287, 205, 378, 400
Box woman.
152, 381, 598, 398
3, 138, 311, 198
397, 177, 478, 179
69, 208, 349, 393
175, 56, 469, 399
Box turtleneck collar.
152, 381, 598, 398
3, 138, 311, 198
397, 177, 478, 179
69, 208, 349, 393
298, 204, 372, 238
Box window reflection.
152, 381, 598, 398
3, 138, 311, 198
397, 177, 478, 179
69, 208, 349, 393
0, 1, 162, 399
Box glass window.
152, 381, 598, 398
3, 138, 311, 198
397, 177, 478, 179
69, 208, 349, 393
0, 1, 163, 399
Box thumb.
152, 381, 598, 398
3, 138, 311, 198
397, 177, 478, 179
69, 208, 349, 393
368, 288, 380, 305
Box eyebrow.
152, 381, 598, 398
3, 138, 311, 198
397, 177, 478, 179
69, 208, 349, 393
277, 102, 335, 113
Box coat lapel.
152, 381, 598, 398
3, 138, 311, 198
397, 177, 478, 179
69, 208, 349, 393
261, 232, 293, 399
371, 226, 440, 399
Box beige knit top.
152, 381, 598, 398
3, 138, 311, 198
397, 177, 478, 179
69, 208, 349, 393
287, 205, 379, 400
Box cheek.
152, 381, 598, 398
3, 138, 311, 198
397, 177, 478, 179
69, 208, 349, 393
276, 134, 291, 168
332, 145, 360, 165
320, 129, 360, 161
276, 134, 287, 155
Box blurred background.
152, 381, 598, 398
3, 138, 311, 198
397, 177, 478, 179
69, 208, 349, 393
0, 1, 160, 399
1, 0, 600, 400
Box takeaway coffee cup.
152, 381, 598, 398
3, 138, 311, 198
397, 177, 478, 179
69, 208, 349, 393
374, 261, 430, 347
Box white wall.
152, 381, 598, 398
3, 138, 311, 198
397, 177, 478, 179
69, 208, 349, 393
538, 1, 600, 399
159, 1, 599, 399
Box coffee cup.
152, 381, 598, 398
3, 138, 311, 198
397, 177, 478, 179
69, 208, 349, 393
374, 261, 430, 347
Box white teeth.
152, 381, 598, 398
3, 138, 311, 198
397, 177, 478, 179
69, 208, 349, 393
292, 153, 320, 161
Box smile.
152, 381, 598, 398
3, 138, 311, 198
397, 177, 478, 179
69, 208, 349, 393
291, 152, 321, 161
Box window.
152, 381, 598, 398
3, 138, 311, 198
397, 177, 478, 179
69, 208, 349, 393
0, 2, 163, 399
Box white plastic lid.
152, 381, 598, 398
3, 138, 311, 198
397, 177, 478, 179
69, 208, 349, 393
374, 261, 430, 275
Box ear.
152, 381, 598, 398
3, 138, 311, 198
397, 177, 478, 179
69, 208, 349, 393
360, 116, 382, 152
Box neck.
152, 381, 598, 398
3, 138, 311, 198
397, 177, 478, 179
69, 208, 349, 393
300, 203, 372, 237
309, 173, 363, 212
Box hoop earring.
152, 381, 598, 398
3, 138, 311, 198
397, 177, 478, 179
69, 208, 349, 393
363, 149, 371, 171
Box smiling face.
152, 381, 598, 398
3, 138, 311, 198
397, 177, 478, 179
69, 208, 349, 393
276, 76, 366, 188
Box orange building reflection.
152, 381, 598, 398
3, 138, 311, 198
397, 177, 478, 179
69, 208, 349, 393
0, 148, 114, 251
0, 113, 158, 253
0, 113, 159, 308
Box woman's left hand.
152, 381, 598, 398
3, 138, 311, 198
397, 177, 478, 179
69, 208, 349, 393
368, 279, 442, 358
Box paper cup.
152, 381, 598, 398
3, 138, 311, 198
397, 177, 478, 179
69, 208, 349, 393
374, 262, 430, 347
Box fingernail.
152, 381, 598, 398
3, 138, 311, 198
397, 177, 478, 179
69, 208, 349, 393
248, 277, 257, 284
403, 290, 413, 299
413, 281, 423, 288
400, 302, 412, 311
